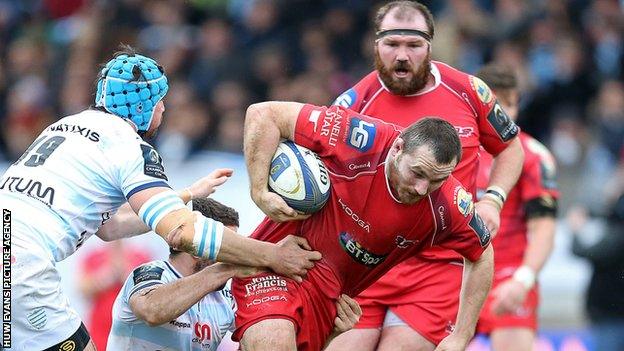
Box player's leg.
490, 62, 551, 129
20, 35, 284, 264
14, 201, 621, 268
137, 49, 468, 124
376, 260, 464, 351
239, 318, 297, 351
324, 329, 381, 351
490, 327, 534, 351
324, 301, 386, 351
377, 310, 435, 351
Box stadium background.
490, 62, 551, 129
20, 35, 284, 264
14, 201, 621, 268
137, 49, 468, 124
1, 0, 622, 350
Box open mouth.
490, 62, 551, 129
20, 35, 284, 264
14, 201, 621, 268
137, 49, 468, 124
394, 68, 411, 78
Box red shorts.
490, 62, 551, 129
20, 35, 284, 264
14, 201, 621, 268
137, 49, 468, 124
354, 257, 463, 344
231, 270, 339, 351
477, 265, 539, 334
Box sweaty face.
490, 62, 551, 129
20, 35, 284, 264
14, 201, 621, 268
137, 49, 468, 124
375, 10, 432, 95
387, 144, 456, 204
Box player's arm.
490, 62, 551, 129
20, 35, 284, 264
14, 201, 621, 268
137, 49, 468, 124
96, 169, 233, 241
476, 136, 524, 237
244, 101, 310, 222
127, 187, 321, 282
436, 245, 494, 351
129, 263, 257, 326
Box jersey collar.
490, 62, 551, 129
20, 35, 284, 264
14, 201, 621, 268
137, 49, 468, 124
377, 61, 441, 97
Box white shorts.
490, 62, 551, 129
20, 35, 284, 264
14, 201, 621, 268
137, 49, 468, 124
9, 241, 83, 350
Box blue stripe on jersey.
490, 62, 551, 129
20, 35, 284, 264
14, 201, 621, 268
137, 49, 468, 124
208, 220, 217, 260
146, 197, 182, 229
126, 181, 170, 199
128, 281, 164, 299
164, 260, 182, 279
197, 218, 209, 257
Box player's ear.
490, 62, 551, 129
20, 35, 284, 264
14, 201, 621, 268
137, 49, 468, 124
391, 137, 404, 157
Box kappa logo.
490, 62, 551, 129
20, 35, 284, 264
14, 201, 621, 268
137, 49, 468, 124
347, 118, 376, 152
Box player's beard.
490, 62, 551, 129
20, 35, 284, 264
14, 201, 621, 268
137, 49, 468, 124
375, 49, 431, 96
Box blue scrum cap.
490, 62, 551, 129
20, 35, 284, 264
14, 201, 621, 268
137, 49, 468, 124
95, 53, 168, 132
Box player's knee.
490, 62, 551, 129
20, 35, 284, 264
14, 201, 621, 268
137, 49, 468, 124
241, 319, 296, 351
491, 328, 534, 351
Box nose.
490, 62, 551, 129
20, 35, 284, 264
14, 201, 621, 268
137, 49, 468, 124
395, 46, 410, 62
414, 179, 429, 196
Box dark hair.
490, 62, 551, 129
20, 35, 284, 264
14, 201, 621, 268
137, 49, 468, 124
476, 63, 518, 91
170, 198, 239, 255
374, 1, 434, 39
400, 117, 461, 165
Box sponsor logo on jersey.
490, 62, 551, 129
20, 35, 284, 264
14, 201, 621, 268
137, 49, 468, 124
0, 176, 55, 206
469, 76, 493, 104
486, 102, 518, 142
47, 123, 100, 142
348, 161, 371, 171
453, 187, 474, 217
140, 144, 168, 180
395, 235, 417, 249
244, 275, 288, 297
169, 320, 191, 329
339, 232, 387, 267
332, 88, 357, 108
132, 264, 164, 284
437, 205, 448, 231
338, 197, 370, 233
58, 340, 76, 351
347, 118, 376, 152
193, 322, 212, 342
320, 108, 344, 147
245, 294, 288, 308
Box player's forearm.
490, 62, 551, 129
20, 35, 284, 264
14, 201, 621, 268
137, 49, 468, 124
488, 137, 524, 194
453, 246, 493, 343
96, 203, 150, 241
131, 263, 236, 326
216, 229, 275, 267
244, 103, 284, 196
522, 216, 556, 274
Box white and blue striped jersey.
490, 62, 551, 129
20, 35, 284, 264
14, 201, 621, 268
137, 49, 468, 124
0, 109, 170, 261
108, 260, 236, 351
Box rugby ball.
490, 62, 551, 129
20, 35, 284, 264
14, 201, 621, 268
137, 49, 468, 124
268, 141, 331, 214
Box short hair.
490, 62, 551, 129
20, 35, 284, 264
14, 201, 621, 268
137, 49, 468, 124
170, 198, 239, 255
400, 117, 461, 165
476, 63, 518, 91
374, 1, 435, 39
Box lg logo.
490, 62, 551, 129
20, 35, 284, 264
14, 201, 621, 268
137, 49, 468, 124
348, 118, 376, 152
193, 323, 211, 342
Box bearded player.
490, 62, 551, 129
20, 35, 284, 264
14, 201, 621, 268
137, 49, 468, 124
474, 64, 558, 351
326, 2, 524, 350
231, 102, 494, 351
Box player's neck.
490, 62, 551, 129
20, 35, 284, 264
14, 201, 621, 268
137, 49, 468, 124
168, 255, 195, 277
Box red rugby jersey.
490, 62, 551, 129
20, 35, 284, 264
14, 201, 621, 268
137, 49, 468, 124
249, 104, 491, 297
333, 61, 519, 260
476, 132, 559, 267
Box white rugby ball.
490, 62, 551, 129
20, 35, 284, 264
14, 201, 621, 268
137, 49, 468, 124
268, 141, 331, 214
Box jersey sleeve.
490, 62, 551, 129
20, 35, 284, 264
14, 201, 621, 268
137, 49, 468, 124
432, 180, 492, 261
126, 262, 167, 300
467, 75, 520, 156
518, 136, 559, 216
293, 104, 399, 171
331, 72, 378, 112
111, 139, 172, 199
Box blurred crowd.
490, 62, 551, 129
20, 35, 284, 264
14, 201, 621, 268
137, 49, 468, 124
1, 1, 623, 210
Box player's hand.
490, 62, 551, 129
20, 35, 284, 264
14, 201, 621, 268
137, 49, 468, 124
491, 278, 528, 316
187, 168, 234, 199
269, 235, 322, 282
434, 333, 470, 351
254, 190, 310, 222
333, 294, 362, 333
475, 200, 501, 238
